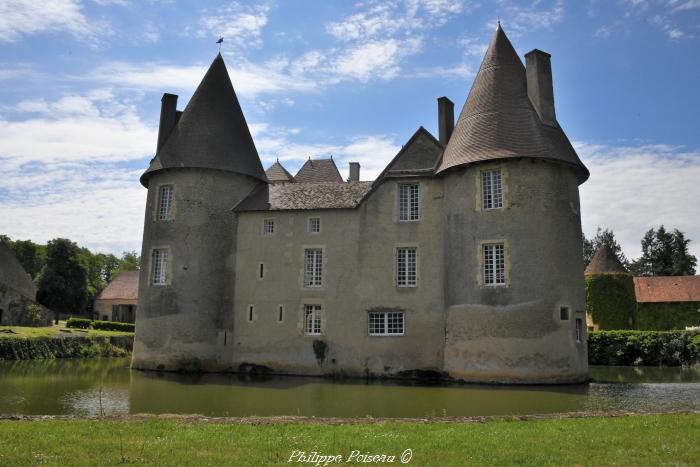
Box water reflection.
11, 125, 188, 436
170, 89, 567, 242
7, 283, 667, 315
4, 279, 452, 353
0, 359, 698, 418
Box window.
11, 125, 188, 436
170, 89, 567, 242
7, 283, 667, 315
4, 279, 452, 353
157, 185, 173, 220
308, 217, 321, 233
575, 318, 583, 343
482, 243, 505, 286
398, 183, 420, 221
396, 247, 417, 287
259, 263, 264, 279
304, 248, 323, 287
368, 311, 405, 336
482, 169, 503, 210
278, 305, 284, 323
151, 248, 168, 285
263, 218, 275, 235
248, 305, 254, 322
304, 304, 322, 335
560, 307, 570, 320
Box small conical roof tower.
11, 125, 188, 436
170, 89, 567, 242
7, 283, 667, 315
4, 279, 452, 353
436, 25, 588, 183
265, 160, 296, 184
141, 53, 266, 186
585, 244, 629, 275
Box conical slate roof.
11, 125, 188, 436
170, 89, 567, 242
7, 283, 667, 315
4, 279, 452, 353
295, 158, 343, 183
141, 54, 266, 186
585, 244, 629, 275
265, 161, 296, 184
436, 26, 588, 183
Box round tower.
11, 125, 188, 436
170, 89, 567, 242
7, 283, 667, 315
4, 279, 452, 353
132, 54, 266, 372
584, 244, 635, 330
438, 26, 590, 383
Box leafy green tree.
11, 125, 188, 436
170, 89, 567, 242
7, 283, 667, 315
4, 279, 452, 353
115, 251, 140, 275
630, 226, 697, 276
0, 236, 46, 280
37, 238, 88, 323
583, 227, 628, 268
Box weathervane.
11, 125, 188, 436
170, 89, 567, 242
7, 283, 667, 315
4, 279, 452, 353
217, 37, 224, 52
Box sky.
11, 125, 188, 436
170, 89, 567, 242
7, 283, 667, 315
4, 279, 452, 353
0, 0, 698, 262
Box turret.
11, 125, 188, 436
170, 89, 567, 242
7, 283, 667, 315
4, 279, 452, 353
438, 25, 589, 383
133, 54, 266, 372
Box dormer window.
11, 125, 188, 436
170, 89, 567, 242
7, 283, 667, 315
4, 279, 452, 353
157, 185, 173, 220
481, 169, 503, 210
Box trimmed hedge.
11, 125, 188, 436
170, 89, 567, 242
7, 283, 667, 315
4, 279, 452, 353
585, 275, 636, 330
0, 335, 133, 360
588, 330, 700, 366
66, 317, 91, 329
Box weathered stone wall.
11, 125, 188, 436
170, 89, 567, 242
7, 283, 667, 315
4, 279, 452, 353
94, 298, 138, 322
231, 178, 446, 377
442, 158, 588, 383
132, 168, 261, 372
0, 282, 52, 327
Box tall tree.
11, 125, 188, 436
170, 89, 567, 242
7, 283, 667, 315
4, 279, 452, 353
629, 226, 697, 276
583, 227, 628, 268
37, 238, 88, 323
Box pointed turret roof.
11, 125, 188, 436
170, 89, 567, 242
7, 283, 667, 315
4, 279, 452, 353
141, 53, 266, 186
585, 244, 629, 275
295, 158, 343, 183
265, 161, 296, 184
436, 26, 588, 183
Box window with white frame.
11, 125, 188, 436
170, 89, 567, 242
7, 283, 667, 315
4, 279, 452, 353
151, 248, 168, 285
396, 247, 417, 287
368, 311, 405, 336
575, 318, 582, 343
308, 217, 321, 233
482, 243, 505, 286
304, 304, 322, 335
304, 248, 323, 287
481, 169, 503, 210
157, 185, 173, 220
398, 183, 420, 221
263, 218, 275, 235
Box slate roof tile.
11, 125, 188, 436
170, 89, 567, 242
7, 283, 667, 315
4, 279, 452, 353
96, 271, 140, 301
294, 158, 344, 183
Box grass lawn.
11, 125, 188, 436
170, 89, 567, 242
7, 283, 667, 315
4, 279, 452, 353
0, 413, 697, 466
0, 321, 133, 339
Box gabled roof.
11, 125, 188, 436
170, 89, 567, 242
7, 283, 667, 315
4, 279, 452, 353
141, 54, 266, 186
96, 271, 139, 301
265, 161, 296, 184
295, 158, 344, 183
634, 276, 700, 303
373, 127, 442, 186
235, 181, 373, 211
436, 25, 588, 183
585, 244, 629, 275
0, 242, 37, 299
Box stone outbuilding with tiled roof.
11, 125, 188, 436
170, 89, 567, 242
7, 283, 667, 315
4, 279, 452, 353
94, 271, 139, 323
134, 25, 592, 384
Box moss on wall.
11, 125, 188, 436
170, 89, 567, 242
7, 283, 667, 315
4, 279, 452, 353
588, 330, 700, 366
585, 274, 636, 330
634, 302, 700, 331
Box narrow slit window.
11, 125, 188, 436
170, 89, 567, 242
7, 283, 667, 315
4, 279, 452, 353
259, 263, 264, 279
308, 217, 321, 233
304, 304, 322, 335
368, 311, 405, 336
482, 243, 505, 286
575, 318, 582, 343
248, 305, 254, 322
396, 247, 417, 287
304, 248, 323, 287
278, 305, 284, 323
151, 249, 168, 285
398, 183, 420, 221
157, 185, 173, 220
482, 169, 503, 210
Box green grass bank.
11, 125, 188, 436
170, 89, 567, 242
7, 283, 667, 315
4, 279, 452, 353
0, 413, 697, 466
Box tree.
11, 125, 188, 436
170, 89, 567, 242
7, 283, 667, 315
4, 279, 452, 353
630, 226, 697, 276
583, 227, 628, 268
37, 238, 88, 323
115, 251, 140, 275
0, 236, 46, 280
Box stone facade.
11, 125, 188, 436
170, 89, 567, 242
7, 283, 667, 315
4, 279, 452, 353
133, 26, 590, 383
0, 243, 52, 326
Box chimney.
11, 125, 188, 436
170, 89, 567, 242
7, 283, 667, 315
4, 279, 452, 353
157, 93, 179, 152
437, 96, 454, 146
525, 49, 557, 127
348, 162, 360, 182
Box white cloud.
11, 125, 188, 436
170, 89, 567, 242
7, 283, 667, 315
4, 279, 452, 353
577, 142, 700, 260
198, 2, 270, 49
0, 0, 102, 43
331, 37, 424, 82
494, 0, 565, 34
668, 0, 700, 12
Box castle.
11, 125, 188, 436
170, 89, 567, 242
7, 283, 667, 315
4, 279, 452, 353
133, 25, 590, 384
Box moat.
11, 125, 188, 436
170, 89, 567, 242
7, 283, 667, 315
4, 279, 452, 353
1, 358, 698, 417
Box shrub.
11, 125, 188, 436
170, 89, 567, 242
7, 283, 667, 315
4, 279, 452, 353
0, 335, 133, 360
588, 330, 700, 366
25, 304, 44, 327
66, 317, 91, 329
90, 320, 135, 332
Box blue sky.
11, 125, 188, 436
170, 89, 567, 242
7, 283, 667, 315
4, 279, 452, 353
0, 0, 698, 261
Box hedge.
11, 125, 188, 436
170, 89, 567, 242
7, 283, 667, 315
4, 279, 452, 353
588, 330, 700, 366
66, 317, 135, 333
0, 335, 133, 360
585, 275, 636, 330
